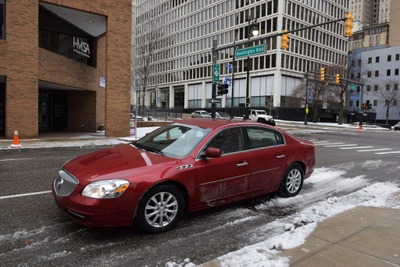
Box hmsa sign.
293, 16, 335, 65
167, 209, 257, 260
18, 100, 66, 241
73, 36, 90, 58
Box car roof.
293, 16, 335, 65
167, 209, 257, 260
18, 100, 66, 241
173, 118, 271, 130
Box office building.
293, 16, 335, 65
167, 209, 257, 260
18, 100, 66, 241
134, 0, 349, 115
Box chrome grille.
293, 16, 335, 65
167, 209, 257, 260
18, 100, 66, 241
54, 170, 78, 196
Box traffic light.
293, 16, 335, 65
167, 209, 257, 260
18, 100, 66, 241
281, 30, 289, 50
320, 67, 325, 81
335, 74, 341, 84
344, 12, 354, 37
217, 83, 229, 95
362, 103, 367, 110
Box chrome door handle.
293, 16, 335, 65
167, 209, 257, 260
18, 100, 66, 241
276, 154, 286, 159
237, 161, 248, 167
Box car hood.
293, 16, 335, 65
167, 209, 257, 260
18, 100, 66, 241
259, 114, 273, 120
62, 144, 177, 183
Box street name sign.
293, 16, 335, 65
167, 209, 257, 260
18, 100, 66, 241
235, 45, 265, 58
213, 64, 220, 83
210, 98, 221, 104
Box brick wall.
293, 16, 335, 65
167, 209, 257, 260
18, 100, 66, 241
1, 0, 39, 138
0, 0, 131, 138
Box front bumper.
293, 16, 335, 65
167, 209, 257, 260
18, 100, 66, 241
52, 186, 136, 228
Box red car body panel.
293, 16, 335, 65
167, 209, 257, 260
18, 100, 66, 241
52, 119, 315, 228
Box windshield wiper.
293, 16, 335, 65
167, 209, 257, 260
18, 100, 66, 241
134, 143, 164, 155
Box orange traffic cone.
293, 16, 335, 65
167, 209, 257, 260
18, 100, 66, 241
10, 130, 22, 148
358, 124, 363, 131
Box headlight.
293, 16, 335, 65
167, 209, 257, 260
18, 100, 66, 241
82, 179, 130, 199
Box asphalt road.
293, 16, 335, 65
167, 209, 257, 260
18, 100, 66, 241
1, 129, 399, 266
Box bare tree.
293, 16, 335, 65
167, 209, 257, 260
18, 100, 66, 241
292, 71, 329, 123
379, 82, 400, 124
133, 8, 167, 114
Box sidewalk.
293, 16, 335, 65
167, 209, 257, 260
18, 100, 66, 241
0, 121, 390, 151
199, 202, 400, 267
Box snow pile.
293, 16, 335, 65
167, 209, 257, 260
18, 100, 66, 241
216, 181, 400, 267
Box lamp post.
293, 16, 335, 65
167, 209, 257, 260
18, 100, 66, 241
243, 18, 259, 120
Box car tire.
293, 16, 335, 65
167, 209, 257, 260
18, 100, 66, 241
257, 118, 266, 124
278, 163, 304, 198
134, 184, 185, 234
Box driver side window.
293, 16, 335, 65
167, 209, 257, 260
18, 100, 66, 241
207, 127, 243, 154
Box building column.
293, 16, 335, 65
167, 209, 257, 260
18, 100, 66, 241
184, 83, 189, 109
169, 85, 174, 108
201, 81, 207, 108
273, 71, 282, 107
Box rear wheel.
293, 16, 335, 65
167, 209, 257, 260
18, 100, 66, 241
278, 163, 304, 197
134, 184, 185, 234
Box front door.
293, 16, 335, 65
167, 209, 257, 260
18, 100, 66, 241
195, 127, 250, 204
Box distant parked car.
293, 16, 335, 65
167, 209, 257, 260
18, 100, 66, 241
52, 119, 315, 234
394, 122, 400, 131
191, 110, 211, 118
215, 112, 231, 119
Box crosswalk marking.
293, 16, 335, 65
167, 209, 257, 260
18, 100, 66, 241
356, 148, 392, 152
324, 144, 358, 148
375, 151, 400, 155
340, 146, 373, 150
309, 140, 399, 155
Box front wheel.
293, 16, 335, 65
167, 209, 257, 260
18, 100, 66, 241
278, 163, 304, 198
134, 184, 185, 234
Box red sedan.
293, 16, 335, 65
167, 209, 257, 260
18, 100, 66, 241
52, 119, 315, 234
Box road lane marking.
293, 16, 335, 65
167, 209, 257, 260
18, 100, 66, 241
0, 158, 35, 162
0, 191, 52, 200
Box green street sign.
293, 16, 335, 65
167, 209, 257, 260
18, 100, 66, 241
349, 85, 357, 91
213, 64, 220, 83
235, 45, 265, 58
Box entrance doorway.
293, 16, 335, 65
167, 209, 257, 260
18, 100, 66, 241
39, 89, 68, 131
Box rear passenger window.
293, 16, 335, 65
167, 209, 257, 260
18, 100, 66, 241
246, 127, 284, 149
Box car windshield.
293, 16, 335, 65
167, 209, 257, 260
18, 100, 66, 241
134, 123, 212, 158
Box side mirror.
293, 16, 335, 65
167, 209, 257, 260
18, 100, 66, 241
201, 147, 221, 159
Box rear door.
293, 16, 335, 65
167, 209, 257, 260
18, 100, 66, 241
244, 126, 288, 193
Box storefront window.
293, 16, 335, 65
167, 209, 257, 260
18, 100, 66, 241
0, 0, 5, 39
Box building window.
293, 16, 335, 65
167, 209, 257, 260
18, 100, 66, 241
376, 56, 380, 63
367, 71, 372, 77
388, 55, 392, 62
39, 6, 95, 67
366, 85, 371, 91
387, 69, 391, 76
373, 100, 377, 106
396, 54, 400, 61
386, 84, 390, 90
396, 69, 399, 76
395, 84, 399, 90
368, 57, 372, 64
374, 85, 379, 91
0, 0, 5, 39
375, 70, 379, 77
